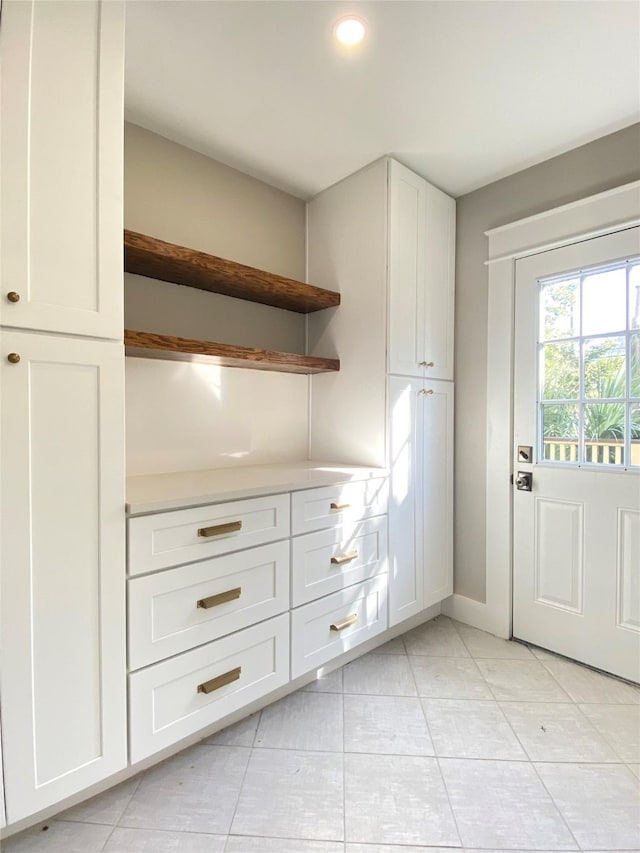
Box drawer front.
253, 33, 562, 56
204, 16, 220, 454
128, 541, 290, 670
291, 576, 388, 679
291, 478, 388, 535
128, 493, 290, 575
129, 614, 289, 762
292, 517, 388, 607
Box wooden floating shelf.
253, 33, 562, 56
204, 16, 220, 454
124, 330, 340, 375
124, 230, 340, 314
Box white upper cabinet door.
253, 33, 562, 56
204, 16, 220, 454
0, 0, 124, 339
423, 184, 456, 381
387, 161, 455, 380
388, 162, 427, 378
0, 331, 126, 822
420, 379, 454, 607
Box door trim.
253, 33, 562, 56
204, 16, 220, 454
443, 179, 640, 638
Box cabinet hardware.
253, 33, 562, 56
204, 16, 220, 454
197, 520, 242, 538
197, 666, 241, 695
330, 613, 358, 632
6, 292, 20, 303
7, 353, 20, 364
419, 388, 434, 396
197, 587, 241, 609
331, 550, 359, 566
418, 361, 434, 368
330, 501, 350, 511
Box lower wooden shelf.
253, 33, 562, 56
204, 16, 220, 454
124, 330, 340, 375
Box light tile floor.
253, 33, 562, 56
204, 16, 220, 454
3, 616, 639, 852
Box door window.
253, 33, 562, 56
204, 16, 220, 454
538, 256, 640, 467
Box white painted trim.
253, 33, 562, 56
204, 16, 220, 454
476, 181, 640, 639
484, 180, 640, 262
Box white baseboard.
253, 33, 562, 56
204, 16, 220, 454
441, 593, 509, 639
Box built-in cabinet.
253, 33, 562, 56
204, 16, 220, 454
126, 471, 388, 763
307, 156, 455, 628
0, 0, 127, 824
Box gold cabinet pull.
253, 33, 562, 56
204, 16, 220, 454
331, 550, 359, 566
330, 501, 350, 511
330, 613, 358, 632
7, 353, 20, 364
6, 292, 20, 303
197, 520, 242, 538
197, 587, 241, 609
418, 361, 434, 368
197, 666, 241, 695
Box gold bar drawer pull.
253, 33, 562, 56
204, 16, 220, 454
330, 501, 351, 511
330, 613, 358, 632
197, 520, 242, 538
197, 666, 241, 695
331, 550, 359, 566
197, 587, 242, 609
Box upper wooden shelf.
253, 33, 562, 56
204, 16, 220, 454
124, 230, 340, 314
124, 330, 340, 375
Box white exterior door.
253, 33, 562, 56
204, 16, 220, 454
513, 227, 640, 682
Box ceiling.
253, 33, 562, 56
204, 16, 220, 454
124, 1, 640, 199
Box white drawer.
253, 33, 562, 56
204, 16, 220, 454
291, 576, 388, 679
291, 517, 388, 607
128, 493, 290, 575
128, 541, 290, 670
129, 613, 289, 762
291, 478, 388, 535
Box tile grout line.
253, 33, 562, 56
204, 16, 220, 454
341, 679, 346, 849
528, 759, 583, 852
409, 637, 464, 850
223, 737, 255, 844
98, 774, 145, 851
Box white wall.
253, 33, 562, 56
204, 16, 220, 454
124, 123, 310, 476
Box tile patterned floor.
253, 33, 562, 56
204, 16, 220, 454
3, 616, 639, 852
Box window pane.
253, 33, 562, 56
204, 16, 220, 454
632, 332, 640, 398
631, 403, 640, 467
582, 267, 626, 336
541, 342, 579, 400
540, 278, 579, 340
584, 337, 625, 399
541, 404, 579, 461
584, 402, 625, 465
630, 264, 640, 331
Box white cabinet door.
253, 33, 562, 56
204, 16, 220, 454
421, 379, 454, 607
388, 376, 454, 625
388, 375, 425, 624
0, 0, 124, 339
388, 161, 455, 381
0, 331, 126, 822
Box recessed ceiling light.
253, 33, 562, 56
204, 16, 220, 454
334, 16, 366, 46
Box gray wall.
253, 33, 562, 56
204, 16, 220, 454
454, 122, 640, 602
124, 122, 307, 352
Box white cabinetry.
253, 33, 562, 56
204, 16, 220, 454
0, 0, 126, 825
388, 161, 456, 380
307, 157, 455, 628
126, 469, 388, 761
0, 0, 124, 340
388, 376, 454, 624
0, 333, 126, 820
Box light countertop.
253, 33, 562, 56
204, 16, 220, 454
126, 461, 388, 515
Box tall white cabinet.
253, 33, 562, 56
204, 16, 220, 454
0, 0, 126, 823
307, 157, 455, 627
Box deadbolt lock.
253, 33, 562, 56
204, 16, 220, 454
515, 471, 532, 492
518, 445, 533, 463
